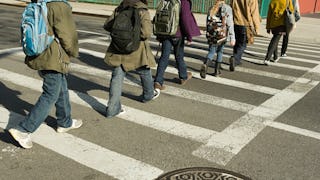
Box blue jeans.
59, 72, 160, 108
107, 66, 154, 118
233, 25, 247, 64
207, 43, 225, 63
20, 71, 72, 133
154, 38, 188, 85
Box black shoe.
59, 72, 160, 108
229, 56, 235, 72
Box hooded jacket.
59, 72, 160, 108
176, 0, 201, 42
25, 1, 79, 74
230, 0, 261, 34
103, 0, 155, 72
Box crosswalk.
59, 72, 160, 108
1, 30, 320, 179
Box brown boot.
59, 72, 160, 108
180, 72, 192, 85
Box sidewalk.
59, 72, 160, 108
1, 0, 320, 43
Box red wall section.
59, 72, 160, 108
299, 0, 320, 14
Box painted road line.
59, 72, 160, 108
264, 121, 320, 140
0, 47, 21, 54
244, 50, 320, 65
192, 67, 319, 166
0, 47, 256, 113
190, 37, 320, 59
90, 36, 314, 80
253, 41, 320, 54
0, 68, 218, 143
81, 40, 281, 95
77, 48, 255, 112
0, 107, 163, 180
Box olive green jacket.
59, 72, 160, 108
103, 0, 156, 72
25, 2, 79, 74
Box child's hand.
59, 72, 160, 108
230, 40, 235, 47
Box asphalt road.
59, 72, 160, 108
1, 4, 320, 180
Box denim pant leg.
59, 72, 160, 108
154, 39, 172, 85
55, 74, 72, 128
265, 34, 281, 60
173, 38, 188, 80
207, 44, 217, 61
107, 66, 125, 117
20, 71, 62, 133
216, 44, 225, 63
233, 25, 247, 63
136, 67, 154, 102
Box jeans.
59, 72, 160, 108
265, 34, 282, 60
207, 43, 225, 63
281, 34, 289, 55
233, 25, 247, 64
154, 38, 188, 85
107, 66, 154, 117
20, 70, 72, 133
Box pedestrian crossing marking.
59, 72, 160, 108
0, 107, 164, 180
0, 67, 218, 143
1, 27, 320, 174
193, 65, 319, 165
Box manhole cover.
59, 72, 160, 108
155, 167, 251, 180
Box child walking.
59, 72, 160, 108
200, 0, 235, 78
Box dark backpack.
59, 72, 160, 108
206, 5, 228, 45
109, 6, 141, 54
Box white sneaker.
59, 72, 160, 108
263, 60, 270, 65
152, 88, 160, 100
9, 127, 33, 149
57, 119, 83, 133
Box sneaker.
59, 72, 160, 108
57, 119, 83, 133
273, 57, 280, 63
229, 56, 235, 72
180, 72, 192, 85
106, 107, 125, 118
154, 82, 165, 91
9, 127, 33, 149
263, 59, 270, 65
200, 63, 207, 79
280, 53, 287, 57
152, 88, 160, 100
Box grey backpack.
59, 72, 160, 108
153, 0, 180, 37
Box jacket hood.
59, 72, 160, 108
121, 0, 147, 9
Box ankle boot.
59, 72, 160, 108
214, 62, 221, 77
200, 59, 210, 79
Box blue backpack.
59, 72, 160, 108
21, 0, 70, 56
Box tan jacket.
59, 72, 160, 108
25, 2, 79, 74
104, 1, 156, 72
230, 0, 261, 34
266, 0, 294, 30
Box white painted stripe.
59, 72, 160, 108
0, 107, 163, 180
193, 67, 320, 165
0, 68, 217, 143
88, 37, 312, 81
81, 40, 281, 95
244, 50, 320, 65
0, 47, 255, 113
265, 121, 320, 140
190, 37, 320, 59
242, 56, 311, 71
77, 29, 108, 36
0, 47, 22, 54
252, 41, 320, 54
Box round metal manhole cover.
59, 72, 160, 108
155, 167, 251, 180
